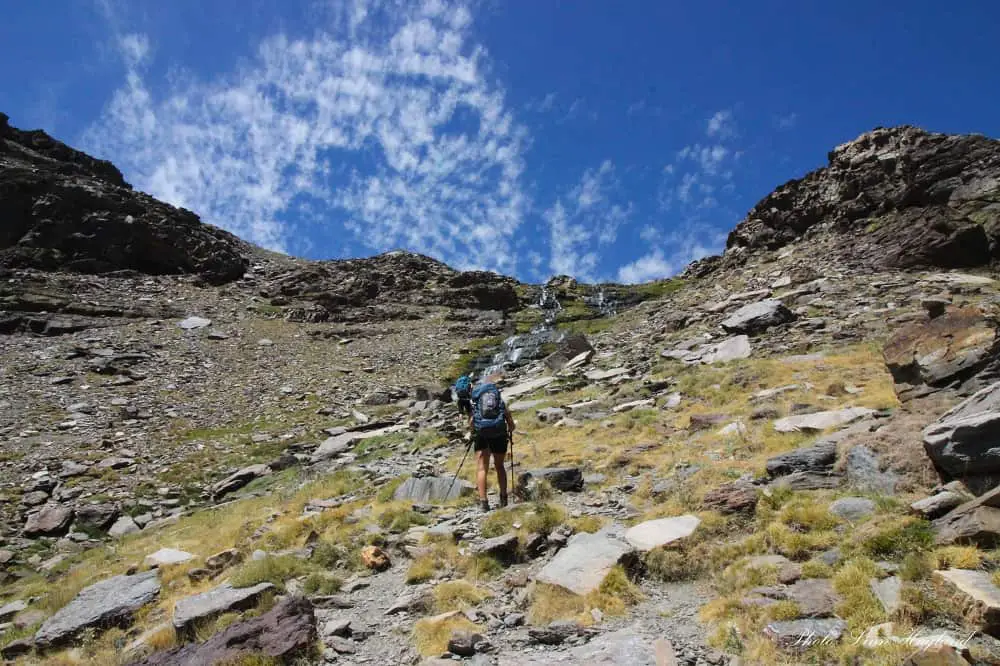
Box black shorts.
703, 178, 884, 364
457, 398, 472, 416
474, 430, 508, 454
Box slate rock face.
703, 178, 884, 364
129, 596, 316, 666
723, 126, 1000, 272
884, 308, 1000, 399
23, 504, 74, 537
0, 113, 248, 283
35, 570, 160, 647
923, 381, 1000, 494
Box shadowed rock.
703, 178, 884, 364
129, 596, 316, 666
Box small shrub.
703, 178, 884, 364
934, 546, 983, 570
522, 503, 565, 535
854, 516, 933, 559
413, 615, 479, 656
433, 580, 491, 612
900, 552, 934, 581
832, 558, 886, 630
229, 555, 311, 590
406, 556, 436, 584
303, 572, 343, 595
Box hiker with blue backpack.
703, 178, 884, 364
453, 374, 473, 417
468, 381, 515, 512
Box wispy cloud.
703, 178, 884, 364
706, 108, 735, 138
85, 0, 529, 273
544, 160, 630, 280
775, 112, 798, 129
618, 108, 743, 283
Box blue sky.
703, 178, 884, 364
3, 1, 999, 283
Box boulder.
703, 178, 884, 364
702, 483, 758, 514
766, 440, 837, 477
172, 582, 274, 634
534, 528, 636, 596
447, 629, 486, 657
768, 472, 843, 491
0, 600, 28, 622
129, 596, 316, 666
662, 335, 751, 365
210, 464, 271, 498
471, 533, 519, 563
311, 424, 408, 462
932, 486, 1000, 547
109, 515, 141, 537
933, 569, 1000, 635
624, 515, 700, 552
35, 571, 160, 647
23, 504, 74, 538
773, 407, 876, 433
517, 468, 584, 494
392, 476, 474, 502
721, 299, 795, 335
361, 545, 391, 571
923, 381, 1000, 494
74, 503, 120, 532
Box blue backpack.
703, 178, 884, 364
454, 375, 472, 399
472, 383, 506, 434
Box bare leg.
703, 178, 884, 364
492, 451, 508, 505
476, 449, 490, 501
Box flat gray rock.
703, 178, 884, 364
624, 515, 700, 552
870, 576, 902, 615
392, 476, 474, 502
773, 407, 875, 433
0, 600, 28, 622
178, 316, 211, 330
911, 491, 966, 519
311, 424, 408, 462
829, 497, 876, 522
845, 445, 898, 494
173, 582, 274, 632
535, 528, 635, 596
35, 571, 160, 647
764, 618, 847, 650
144, 548, 194, 568
785, 579, 839, 618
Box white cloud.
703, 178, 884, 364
617, 249, 674, 283
526, 92, 557, 113
706, 108, 734, 138
84, 0, 528, 273
543, 160, 630, 280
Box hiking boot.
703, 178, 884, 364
479, 499, 491, 512
499, 494, 509, 508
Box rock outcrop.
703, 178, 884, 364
0, 113, 248, 283
722, 126, 1000, 271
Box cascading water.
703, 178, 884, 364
478, 286, 564, 378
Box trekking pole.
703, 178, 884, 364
445, 438, 473, 502
508, 431, 515, 503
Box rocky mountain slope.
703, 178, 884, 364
3, 116, 1000, 666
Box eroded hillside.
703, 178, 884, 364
3, 118, 1000, 666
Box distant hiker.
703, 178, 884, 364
469, 381, 515, 511
454, 374, 473, 417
